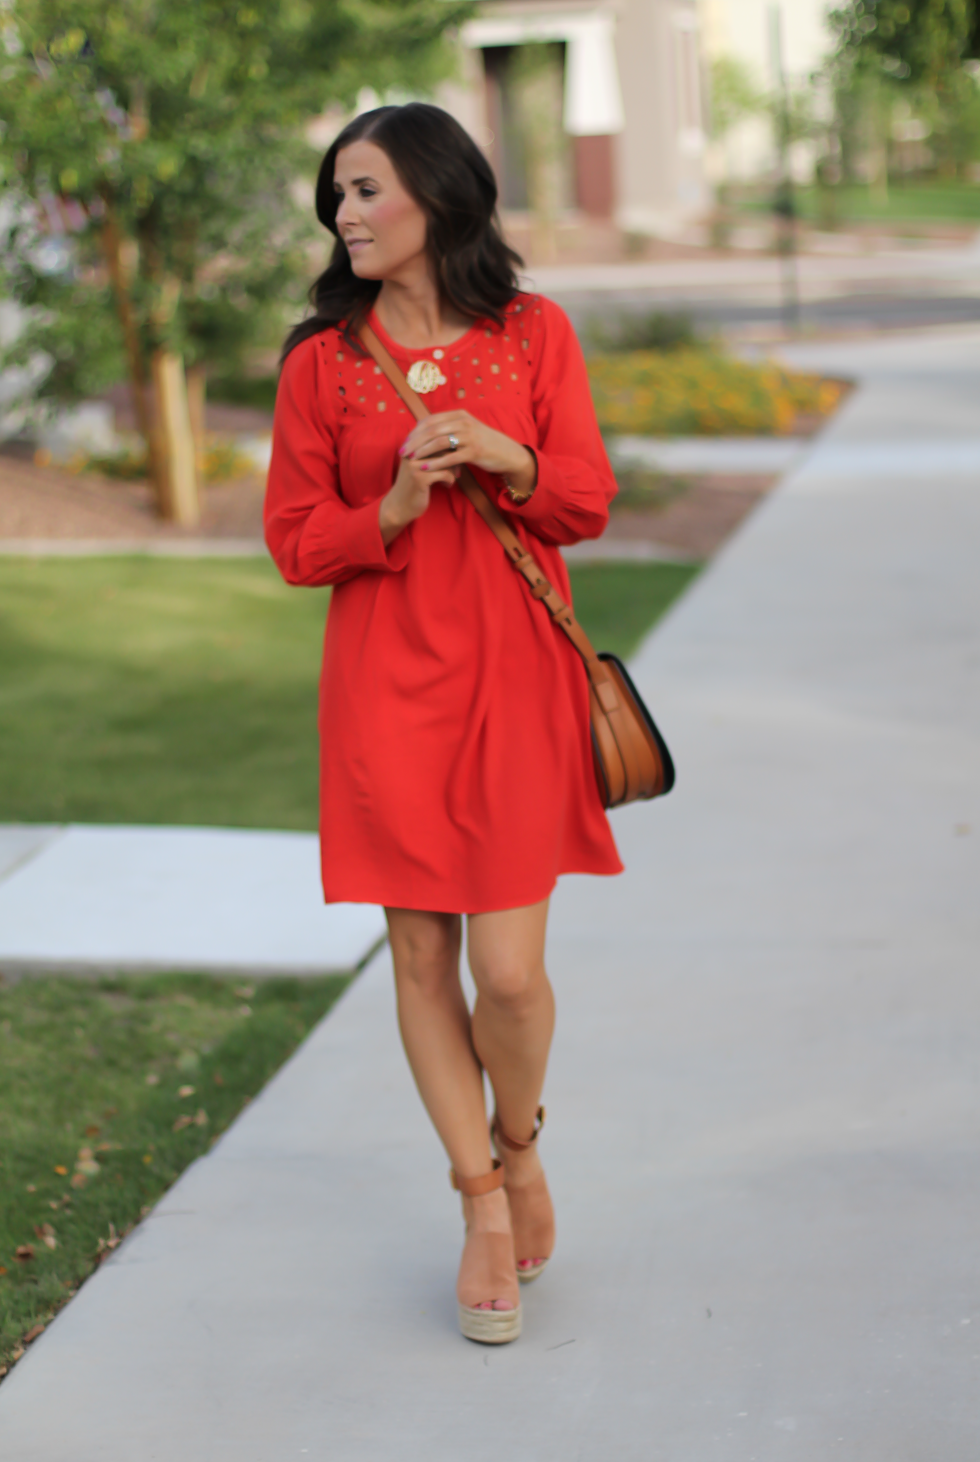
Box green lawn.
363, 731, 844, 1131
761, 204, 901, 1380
0, 556, 699, 829
0, 972, 349, 1375
737, 179, 980, 225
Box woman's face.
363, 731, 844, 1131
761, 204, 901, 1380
333, 140, 428, 280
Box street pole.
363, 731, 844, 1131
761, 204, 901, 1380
769, 3, 800, 335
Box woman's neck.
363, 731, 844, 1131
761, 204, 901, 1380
373, 264, 471, 350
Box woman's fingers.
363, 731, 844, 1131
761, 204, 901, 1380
411, 461, 457, 487
401, 413, 472, 459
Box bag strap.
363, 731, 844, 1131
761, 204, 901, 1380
358, 322, 619, 707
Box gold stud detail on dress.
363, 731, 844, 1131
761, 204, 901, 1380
491, 364, 500, 374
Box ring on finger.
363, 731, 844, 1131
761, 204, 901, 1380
447, 433, 459, 452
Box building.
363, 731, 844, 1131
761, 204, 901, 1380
438, 1, 710, 241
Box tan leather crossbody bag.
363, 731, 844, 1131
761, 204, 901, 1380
358, 323, 675, 809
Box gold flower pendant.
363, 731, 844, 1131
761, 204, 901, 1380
406, 360, 447, 394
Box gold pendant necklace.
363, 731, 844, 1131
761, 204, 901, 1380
406, 360, 447, 394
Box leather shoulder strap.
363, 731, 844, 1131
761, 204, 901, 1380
358, 322, 608, 684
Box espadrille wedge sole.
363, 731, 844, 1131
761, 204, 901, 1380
457, 1298, 522, 1344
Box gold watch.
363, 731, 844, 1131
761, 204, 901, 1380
503, 448, 537, 505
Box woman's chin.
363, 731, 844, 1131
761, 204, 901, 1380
349, 255, 384, 280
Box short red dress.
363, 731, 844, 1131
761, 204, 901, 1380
264, 293, 623, 913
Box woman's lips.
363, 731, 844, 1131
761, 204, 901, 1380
346, 238, 372, 252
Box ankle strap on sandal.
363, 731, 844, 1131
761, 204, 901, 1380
492, 1105, 546, 1152
449, 1159, 506, 1196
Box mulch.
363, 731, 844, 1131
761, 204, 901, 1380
0, 450, 266, 542
606, 474, 777, 559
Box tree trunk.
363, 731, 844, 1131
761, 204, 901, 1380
513, 45, 565, 264
186, 362, 207, 481
99, 195, 165, 508
151, 350, 200, 526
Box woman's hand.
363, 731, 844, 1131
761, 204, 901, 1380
400, 412, 538, 501
378, 452, 458, 546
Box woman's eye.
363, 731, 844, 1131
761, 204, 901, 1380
359, 186, 377, 199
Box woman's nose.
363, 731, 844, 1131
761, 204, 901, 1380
336, 194, 358, 229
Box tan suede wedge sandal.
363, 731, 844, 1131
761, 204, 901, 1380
492, 1106, 555, 1284
451, 1161, 522, 1344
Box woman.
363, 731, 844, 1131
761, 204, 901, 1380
265, 103, 622, 1345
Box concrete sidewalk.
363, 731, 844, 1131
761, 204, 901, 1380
1, 329, 978, 1459
0, 824, 386, 975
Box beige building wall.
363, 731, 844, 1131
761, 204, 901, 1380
615, 0, 708, 234
440, 0, 709, 237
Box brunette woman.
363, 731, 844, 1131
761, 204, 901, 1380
265, 103, 622, 1344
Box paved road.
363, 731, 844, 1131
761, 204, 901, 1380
0, 329, 977, 1459
527, 242, 980, 338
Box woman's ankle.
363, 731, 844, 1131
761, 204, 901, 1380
462, 1187, 512, 1234
496, 1141, 543, 1188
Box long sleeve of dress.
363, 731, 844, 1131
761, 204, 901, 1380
490, 300, 617, 546
264, 337, 410, 587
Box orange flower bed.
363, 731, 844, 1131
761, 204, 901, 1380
587, 349, 846, 436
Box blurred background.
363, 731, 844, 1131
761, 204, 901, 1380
2, 0, 979, 509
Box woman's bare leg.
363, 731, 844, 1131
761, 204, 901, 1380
386, 906, 513, 1310
467, 899, 555, 1269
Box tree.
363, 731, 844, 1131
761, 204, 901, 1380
706, 55, 765, 144
0, 0, 467, 520
830, 0, 974, 87
827, 0, 979, 183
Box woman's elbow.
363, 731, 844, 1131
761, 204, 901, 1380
574, 501, 610, 542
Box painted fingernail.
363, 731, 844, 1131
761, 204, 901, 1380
420, 462, 430, 471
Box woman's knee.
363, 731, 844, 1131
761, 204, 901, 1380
388, 910, 460, 998
470, 950, 546, 1014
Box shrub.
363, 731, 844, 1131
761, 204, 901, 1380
586, 310, 702, 354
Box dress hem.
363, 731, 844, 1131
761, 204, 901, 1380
320, 860, 624, 916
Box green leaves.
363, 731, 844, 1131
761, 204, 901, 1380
0, 0, 468, 394
830, 0, 975, 85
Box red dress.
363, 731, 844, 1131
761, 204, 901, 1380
264, 293, 623, 913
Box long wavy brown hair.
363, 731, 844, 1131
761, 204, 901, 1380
281, 103, 523, 361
